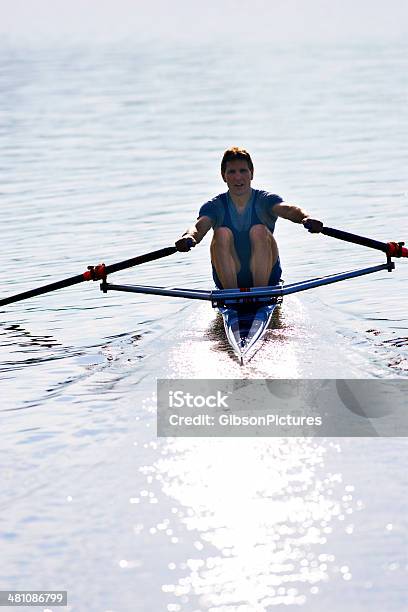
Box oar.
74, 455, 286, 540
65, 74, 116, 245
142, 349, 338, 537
304, 220, 408, 258
0, 246, 178, 308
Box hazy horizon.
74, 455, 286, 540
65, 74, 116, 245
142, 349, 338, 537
1, 0, 407, 46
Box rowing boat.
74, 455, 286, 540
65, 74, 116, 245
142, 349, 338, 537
99, 254, 399, 363
1, 224, 407, 364
218, 300, 281, 364
214, 282, 283, 363
98, 260, 394, 363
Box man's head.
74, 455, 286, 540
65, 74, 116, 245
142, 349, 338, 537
221, 147, 254, 197
221, 147, 254, 181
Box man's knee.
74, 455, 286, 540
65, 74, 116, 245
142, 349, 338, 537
213, 227, 234, 248
249, 224, 271, 244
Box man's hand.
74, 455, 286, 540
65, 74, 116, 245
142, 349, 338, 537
302, 218, 323, 233
175, 235, 197, 252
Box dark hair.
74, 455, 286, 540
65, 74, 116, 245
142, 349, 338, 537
221, 147, 254, 178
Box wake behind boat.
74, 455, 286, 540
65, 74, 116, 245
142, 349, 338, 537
0, 224, 407, 364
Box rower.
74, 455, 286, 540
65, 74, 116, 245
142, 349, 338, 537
176, 147, 323, 289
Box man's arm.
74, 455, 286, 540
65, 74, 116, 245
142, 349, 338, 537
175, 216, 213, 251
272, 202, 323, 233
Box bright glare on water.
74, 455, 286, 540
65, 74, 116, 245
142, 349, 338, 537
0, 17, 407, 612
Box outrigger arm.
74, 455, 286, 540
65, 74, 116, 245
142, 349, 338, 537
100, 224, 407, 304
100, 262, 393, 305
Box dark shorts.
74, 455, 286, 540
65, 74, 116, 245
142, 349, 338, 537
212, 257, 282, 289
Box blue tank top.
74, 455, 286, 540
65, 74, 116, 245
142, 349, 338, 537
212, 191, 281, 288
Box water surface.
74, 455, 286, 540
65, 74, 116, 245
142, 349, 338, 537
0, 39, 407, 611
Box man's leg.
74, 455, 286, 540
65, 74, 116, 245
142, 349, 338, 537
210, 227, 241, 288
249, 225, 279, 286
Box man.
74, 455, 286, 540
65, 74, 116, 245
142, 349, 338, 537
176, 147, 322, 289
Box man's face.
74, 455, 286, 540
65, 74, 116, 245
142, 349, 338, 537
222, 159, 253, 197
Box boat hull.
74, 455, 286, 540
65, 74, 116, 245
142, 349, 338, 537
218, 301, 280, 363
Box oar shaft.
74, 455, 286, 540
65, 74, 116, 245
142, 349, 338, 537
104, 246, 177, 275
321, 226, 388, 253
0, 246, 178, 308
0, 273, 86, 307
312, 225, 408, 257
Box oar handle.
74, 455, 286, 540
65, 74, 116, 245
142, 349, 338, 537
304, 221, 408, 258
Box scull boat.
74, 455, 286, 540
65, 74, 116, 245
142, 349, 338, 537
218, 300, 281, 364
0, 224, 407, 364
98, 261, 394, 364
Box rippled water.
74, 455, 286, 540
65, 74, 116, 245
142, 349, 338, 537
0, 39, 407, 611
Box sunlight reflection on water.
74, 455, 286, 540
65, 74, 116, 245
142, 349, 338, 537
154, 438, 353, 609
